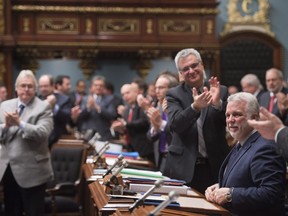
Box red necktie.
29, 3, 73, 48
127, 108, 133, 122
268, 94, 275, 112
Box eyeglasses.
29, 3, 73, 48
180, 61, 201, 74
18, 84, 35, 90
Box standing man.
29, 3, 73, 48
240, 73, 264, 101
164, 48, 229, 193
146, 72, 179, 171
205, 92, 286, 216
111, 84, 154, 161
259, 68, 288, 124
38, 74, 73, 148
79, 75, 117, 141
0, 70, 54, 216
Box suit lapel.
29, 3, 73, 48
221, 132, 260, 186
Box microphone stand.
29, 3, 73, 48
103, 154, 124, 178
129, 179, 164, 212
148, 191, 179, 216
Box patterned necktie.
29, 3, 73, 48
19, 104, 25, 116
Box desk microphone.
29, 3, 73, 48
103, 154, 124, 178
88, 132, 101, 146
148, 191, 179, 216
93, 143, 110, 164
105, 160, 128, 186
129, 179, 164, 212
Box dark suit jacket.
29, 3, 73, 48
124, 104, 154, 160
147, 114, 172, 170
49, 93, 73, 147
276, 127, 288, 162
219, 132, 286, 216
164, 81, 229, 183
79, 94, 117, 141
259, 88, 288, 124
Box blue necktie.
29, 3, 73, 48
19, 104, 25, 116
224, 143, 241, 176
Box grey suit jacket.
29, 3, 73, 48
276, 127, 288, 162
0, 97, 54, 188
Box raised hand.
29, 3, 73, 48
209, 76, 221, 107
192, 87, 212, 111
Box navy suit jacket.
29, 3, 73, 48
219, 132, 286, 216
164, 81, 229, 183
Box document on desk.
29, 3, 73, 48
120, 168, 166, 180
129, 183, 189, 195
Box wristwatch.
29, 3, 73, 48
225, 187, 234, 203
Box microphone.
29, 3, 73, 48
148, 191, 179, 216
88, 132, 101, 146
103, 154, 124, 178
104, 160, 128, 186
93, 142, 110, 164
129, 179, 164, 212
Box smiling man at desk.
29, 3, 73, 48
205, 92, 286, 216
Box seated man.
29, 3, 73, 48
205, 92, 286, 216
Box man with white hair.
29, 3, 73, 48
0, 70, 53, 215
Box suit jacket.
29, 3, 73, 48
124, 104, 154, 160
79, 94, 117, 141
276, 127, 288, 162
219, 132, 286, 216
0, 97, 54, 188
47, 93, 73, 147
147, 112, 172, 170
259, 88, 288, 124
164, 81, 229, 183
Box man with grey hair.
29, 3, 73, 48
205, 92, 286, 216
164, 48, 229, 193
78, 75, 117, 141
0, 70, 54, 215
240, 73, 264, 101
259, 67, 288, 124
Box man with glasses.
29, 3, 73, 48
164, 48, 230, 194
0, 70, 54, 215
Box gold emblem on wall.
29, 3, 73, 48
98, 18, 139, 35
37, 17, 79, 34
222, 0, 274, 37
159, 19, 200, 35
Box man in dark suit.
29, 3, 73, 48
240, 73, 264, 101
38, 74, 74, 148
78, 75, 117, 141
146, 72, 179, 172
205, 92, 286, 216
248, 106, 288, 162
259, 68, 288, 124
111, 83, 154, 161
164, 48, 230, 193
69, 79, 87, 106
0, 70, 54, 216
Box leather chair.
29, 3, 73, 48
45, 143, 87, 216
